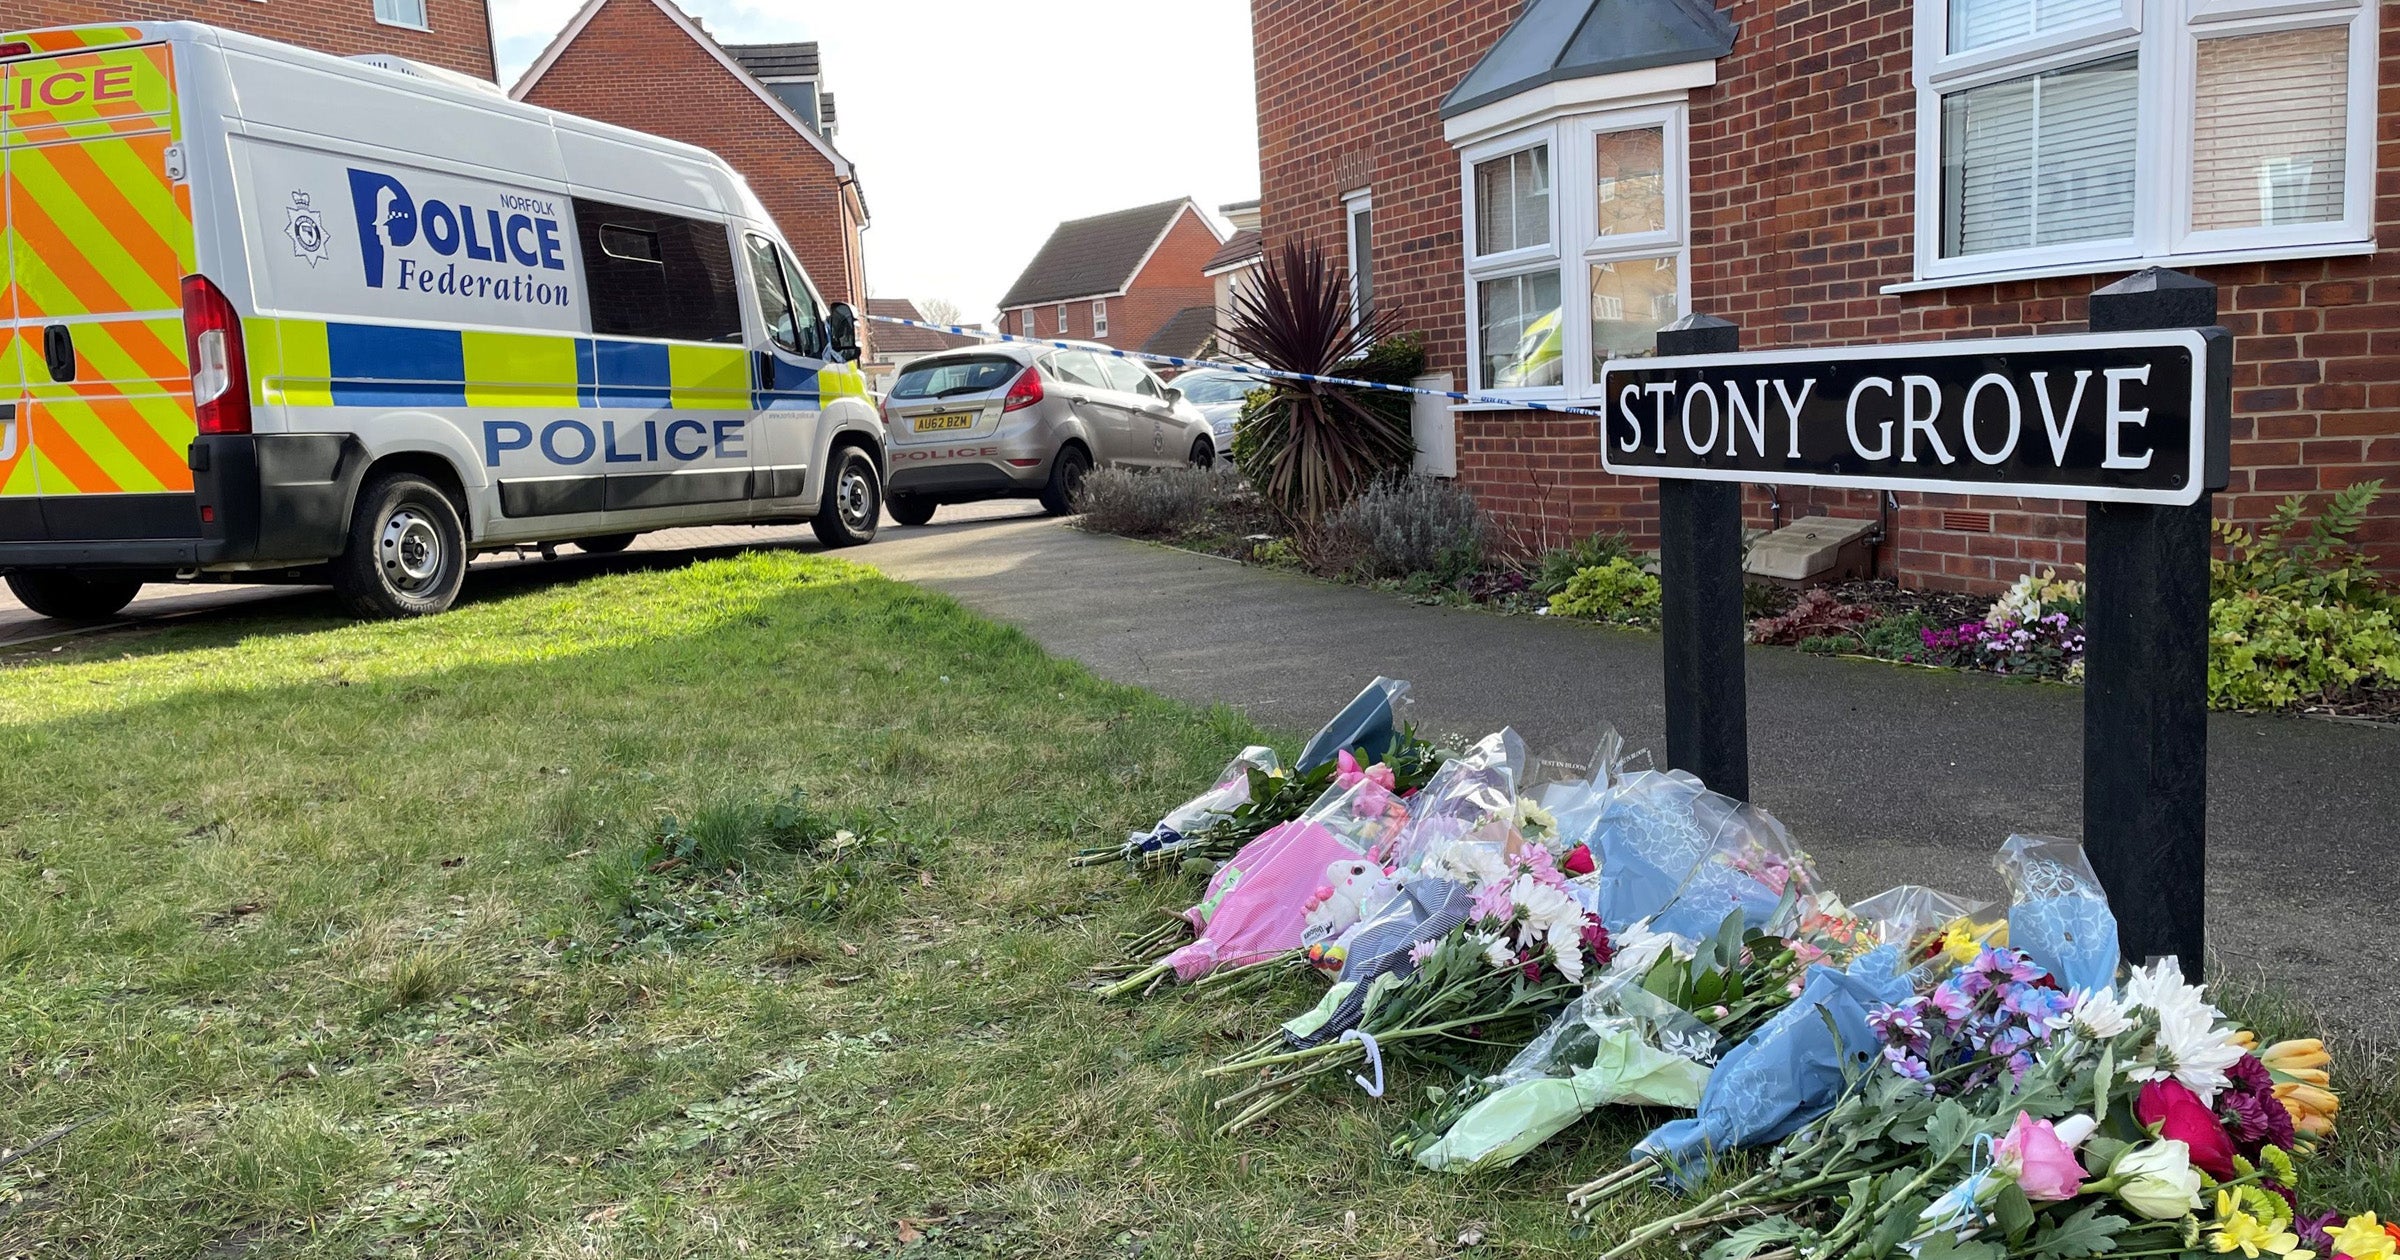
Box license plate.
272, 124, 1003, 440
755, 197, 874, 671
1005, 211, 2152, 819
914, 412, 976, 433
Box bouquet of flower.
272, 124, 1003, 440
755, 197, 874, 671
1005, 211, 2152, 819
1584, 950, 2358, 1260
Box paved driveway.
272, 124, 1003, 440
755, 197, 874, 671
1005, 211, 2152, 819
5, 502, 2392, 1028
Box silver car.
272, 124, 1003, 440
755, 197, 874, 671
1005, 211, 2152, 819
880, 342, 1219, 525
1166, 367, 1265, 463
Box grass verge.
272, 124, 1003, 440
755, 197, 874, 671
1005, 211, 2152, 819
0, 551, 2389, 1257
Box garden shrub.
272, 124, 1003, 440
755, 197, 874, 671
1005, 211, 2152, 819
1222, 241, 1420, 524
1530, 532, 1634, 597
1547, 558, 1661, 624
1749, 589, 1875, 646
2208, 591, 2400, 710
2213, 481, 2390, 610
1315, 474, 1486, 583
1072, 464, 1235, 537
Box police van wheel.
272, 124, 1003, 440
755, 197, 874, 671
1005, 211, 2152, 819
886, 494, 937, 527
333, 472, 466, 619
574, 534, 639, 555
6, 570, 143, 622
812, 445, 881, 548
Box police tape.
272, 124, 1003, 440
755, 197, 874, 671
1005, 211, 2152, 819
862, 314, 1610, 419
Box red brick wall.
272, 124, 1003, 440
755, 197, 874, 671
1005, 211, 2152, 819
516, 0, 869, 331
1002, 208, 1221, 351
1112, 209, 1222, 351
11, 0, 496, 79
1251, 0, 2400, 591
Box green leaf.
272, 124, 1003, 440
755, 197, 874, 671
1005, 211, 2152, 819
1702, 1217, 1810, 1260
2031, 1202, 2131, 1260
1920, 1234, 2004, 1260
1715, 907, 1749, 970
1869, 1193, 1929, 1258
2093, 1042, 2114, 1125
1994, 1183, 2037, 1244
1926, 1100, 1977, 1162
2082, 1136, 2130, 1178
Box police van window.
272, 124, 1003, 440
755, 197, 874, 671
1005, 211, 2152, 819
573, 199, 742, 343
774, 243, 829, 359
745, 234, 801, 353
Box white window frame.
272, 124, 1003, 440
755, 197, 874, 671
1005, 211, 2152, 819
1093, 299, 1109, 338
1342, 189, 1374, 327
1909, 0, 2374, 287
1056, 303, 1069, 335
373, 0, 432, 32
1458, 102, 1692, 403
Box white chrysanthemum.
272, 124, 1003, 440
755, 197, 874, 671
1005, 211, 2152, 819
2070, 987, 2132, 1039
2120, 959, 2244, 1104
1429, 840, 1508, 888
1514, 799, 1559, 840
1511, 876, 1589, 982
1605, 920, 1688, 979
1481, 934, 1515, 972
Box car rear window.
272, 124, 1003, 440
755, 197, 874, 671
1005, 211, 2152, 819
892, 356, 1019, 399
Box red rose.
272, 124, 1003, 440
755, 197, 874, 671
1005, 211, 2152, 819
1562, 844, 1596, 876
2136, 1079, 2237, 1180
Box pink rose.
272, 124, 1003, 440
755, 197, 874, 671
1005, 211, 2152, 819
1994, 1112, 2086, 1203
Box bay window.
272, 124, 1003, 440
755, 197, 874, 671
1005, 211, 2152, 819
1913, 0, 2374, 284
1461, 104, 1688, 399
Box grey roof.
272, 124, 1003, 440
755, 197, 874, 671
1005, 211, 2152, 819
1440, 0, 1736, 118
998, 199, 1191, 310
1204, 228, 1262, 273
1141, 306, 1220, 360
867, 299, 982, 355
821, 92, 837, 129
724, 42, 820, 80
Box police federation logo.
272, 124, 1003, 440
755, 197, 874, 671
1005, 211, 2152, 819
284, 190, 330, 268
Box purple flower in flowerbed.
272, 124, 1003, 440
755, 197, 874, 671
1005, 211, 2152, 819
1917, 612, 2085, 679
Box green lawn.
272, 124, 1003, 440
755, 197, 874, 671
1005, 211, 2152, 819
1, 553, 2390, 1258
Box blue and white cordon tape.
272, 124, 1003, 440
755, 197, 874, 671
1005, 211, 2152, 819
863, 313, 1610, 420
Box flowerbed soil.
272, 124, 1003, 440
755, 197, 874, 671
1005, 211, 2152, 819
3, 552, 2391, 1256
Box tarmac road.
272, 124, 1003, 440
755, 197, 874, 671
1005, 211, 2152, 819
4, 500, 2392, 1031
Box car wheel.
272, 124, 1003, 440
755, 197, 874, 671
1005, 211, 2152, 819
887, 494, 938, 527
5, 570, 143, 622
1038, 445, 1091, 516
331, 471, 467, 618
812, 444, 881, 547
573, 533, 639, 555
1189, 437, 1214, 468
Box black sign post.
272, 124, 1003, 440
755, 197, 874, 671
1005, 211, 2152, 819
1609, 271, 2231, 967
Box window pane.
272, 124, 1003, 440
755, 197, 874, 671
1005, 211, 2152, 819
576, 199, 743, 342
1100, 356, 1147, 395
2193, 27, 2348, 231
1474, 146, 1551, 255
375, 0, 429, 25
1350, 205, 1373, 318
744, 235, 797, 352
1949, 0, 2116, 54
1940, 54, 2136, 258
1591, 255, 1680, 369
1478, 270, 1563, 389
775, 246, 825, 358
1595, 128, 1667, 237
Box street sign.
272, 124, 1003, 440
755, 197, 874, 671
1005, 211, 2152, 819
1600, 329, 2228, 505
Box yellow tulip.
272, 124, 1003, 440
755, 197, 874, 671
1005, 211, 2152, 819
2276, 1081, 2340, 1138
2259, 1038, 2332, 1074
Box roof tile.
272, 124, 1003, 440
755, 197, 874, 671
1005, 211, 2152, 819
998, 199, 1194, 310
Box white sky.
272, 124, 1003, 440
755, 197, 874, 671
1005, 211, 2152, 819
493, 1, 1261, 325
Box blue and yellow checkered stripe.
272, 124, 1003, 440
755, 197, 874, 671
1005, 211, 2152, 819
242, 320, 856, 412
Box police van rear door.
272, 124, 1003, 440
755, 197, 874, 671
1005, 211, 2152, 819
1, 28, 199, 546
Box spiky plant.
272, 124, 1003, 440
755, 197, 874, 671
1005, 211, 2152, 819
1222, 241, 1417, 525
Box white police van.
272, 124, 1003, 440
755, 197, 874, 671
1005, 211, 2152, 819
0, 22, 884, 619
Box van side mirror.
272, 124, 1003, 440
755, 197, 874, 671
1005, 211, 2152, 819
827, 303, 862, 363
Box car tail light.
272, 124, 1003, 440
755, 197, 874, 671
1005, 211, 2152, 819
1002, 365, 1045, 413
182, 274, 251, 435
878, 398, 893, 426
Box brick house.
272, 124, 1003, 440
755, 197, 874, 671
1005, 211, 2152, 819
510, 0, 870, 338
864, 298, 982, 393
9, 0, 495, 79
998, 199, 1224, 352
1251, 0, 2398, 589
1206, 198, 1267, 350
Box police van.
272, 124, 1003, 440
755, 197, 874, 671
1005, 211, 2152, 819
0, 22, 885, 619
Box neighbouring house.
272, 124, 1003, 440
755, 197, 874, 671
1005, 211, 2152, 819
998, 199, 1223, 352
1139, 305, 1224, 370
511, 0, 871, 343
1251, 0, 2398, 590
865, 298, 984, 393
9, 0, 496, 79
1205, 198, 1266, 351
